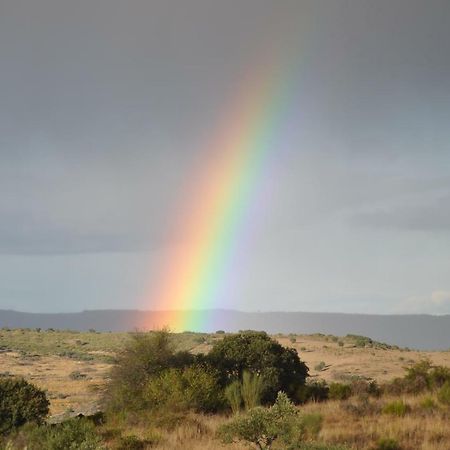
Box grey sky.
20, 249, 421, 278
1, 0, 450, 314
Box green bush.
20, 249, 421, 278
6, 418, 103, 450
0, 378, 49, 435
103, 330, 195, 412
299, 413, 323, 440
383, 361, 450, 396
296, 380, 329, 404
207, 331, 308, 404
382, 400, 409, 417
114, 435, 146, 450
219, 392, 301, 450
225, 381, 242, 414
328, 383, 351, 401
375, 437, 401, 450
314, 361, 326, 371
420, 396, 436, 411
350, 379, 380, 398
145, 365, 223, 413
437, 380, 450, 406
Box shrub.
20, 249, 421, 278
241, 371, 264, 410
350, 379, 380, 398
437, 380, 450, 406
225, 381, 242, 414
7, 418, 103, 450
375, 437, 401, 450
114, 435, 146, 450
430, 365, 450, 389
145, 365, 223, 413
342, 396, 381, 417
328, 383, 351, 401
0, 378, 49, 435
382, 400, 409, 417
103, 330, 195, 412
207, 331, 308, 403
314, 361, 326, 371
69, 371, 87, 380
383, 361, 450, 396
420, 396, 436, 411
219, 392, 301, 450
299, 413, 323, 440
296, 380, 329, 404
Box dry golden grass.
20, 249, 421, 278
0, 352, 111, 416
299, 394, 450, 450
97, 393, 450, 450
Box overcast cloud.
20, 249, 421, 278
1, 0, 450, 314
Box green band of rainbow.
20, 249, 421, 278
147, 49, 299, 331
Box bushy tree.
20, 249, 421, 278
0, 377, 49, 435
145, 365, 223, 413
103, 330, 194, 411
219, 392, 303, 450
207, 331, 308, 403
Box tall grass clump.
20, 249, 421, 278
241, 371, 264, 410
225, 381, 242, 414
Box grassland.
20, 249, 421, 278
1, 328, 450, 449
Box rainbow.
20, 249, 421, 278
146, 51, 298, 332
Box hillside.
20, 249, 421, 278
1, 309, 450, 350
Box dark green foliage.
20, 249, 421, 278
207, 331, 308, 403
103, 330, 195, 411
384, 361, 450, 395
328, 383, 352, 401
437, 380, 450, 405
375, 438, 401, 450
114, 435, 146, 450
0, 377, 49, 435
349, 379, 380, 398
225, 381, 243, 414
296, 380, 329, 404
5, 418, 103, 450
299, 413, 323, 440
241, 371, 264, 410
382, 400, 410, 417
219, 392, 303, 450
145, 365, 224, 413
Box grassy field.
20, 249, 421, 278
1, 328, 450, 449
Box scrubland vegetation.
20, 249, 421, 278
0, 329, 450, 449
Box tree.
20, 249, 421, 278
219, 392, 301, 450
103, 330, 195, 411
0, 377, 49, 435
207, 331, 308, 403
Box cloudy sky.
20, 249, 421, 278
1, 0, 450, 314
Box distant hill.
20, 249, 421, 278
0, 309, 449, 350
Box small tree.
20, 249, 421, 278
219, 392, 301, 450
103, 330, 195, 411
0, 377, 49, 435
